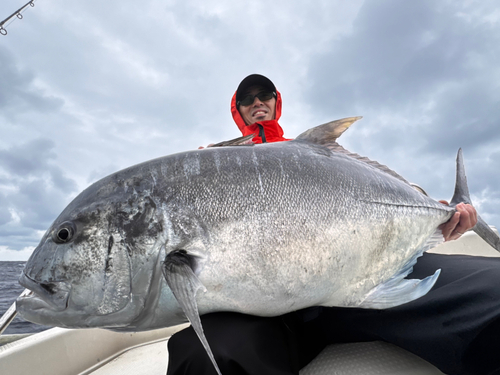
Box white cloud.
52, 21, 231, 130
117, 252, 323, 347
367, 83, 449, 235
0, 246, 34, 261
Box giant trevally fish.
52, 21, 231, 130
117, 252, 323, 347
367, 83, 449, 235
16, 118, 500, 374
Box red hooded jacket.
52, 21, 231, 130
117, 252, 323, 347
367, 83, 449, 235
230, 90, 291, 144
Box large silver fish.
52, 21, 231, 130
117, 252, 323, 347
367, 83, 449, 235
16, 118, 500, 374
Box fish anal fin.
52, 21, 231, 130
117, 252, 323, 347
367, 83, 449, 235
162, 250, 222, 375
359, 269, 441, 309
359, 230, 445, 309
295, 117, 362, 145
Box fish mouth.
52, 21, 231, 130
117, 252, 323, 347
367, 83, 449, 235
18, 272, 70, 312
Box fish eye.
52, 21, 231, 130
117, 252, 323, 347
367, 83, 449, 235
52, 221, 76, 244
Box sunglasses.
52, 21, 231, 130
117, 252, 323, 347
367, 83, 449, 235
237, 91, 276, 107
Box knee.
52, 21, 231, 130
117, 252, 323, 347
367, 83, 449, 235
167, 313, 255, 374
168, 326, 211, 364
167, 326, 247, 375
167, 312, 295, 375
167, 315, 254, 363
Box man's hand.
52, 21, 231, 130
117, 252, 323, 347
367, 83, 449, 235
439, 201, 478, 241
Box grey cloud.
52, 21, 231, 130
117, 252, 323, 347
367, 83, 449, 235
13, 179, 67, 230
0, 138, 57, 175
0, 47, 64, 117
419, 81, 500, 156
0, 194, 12, 226
48, 165, 78, 193
0, 138, 78, 249
0, 138, 78, 196
308, 0, 500, 134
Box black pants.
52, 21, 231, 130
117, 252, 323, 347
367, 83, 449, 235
167, 253, 500, 375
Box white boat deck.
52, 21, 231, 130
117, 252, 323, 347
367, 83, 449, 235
88, 338, 169, 375
88, 338, 445, 375
1, 230, 498, 375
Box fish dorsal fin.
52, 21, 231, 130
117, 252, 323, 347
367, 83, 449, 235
325, 142, 410, 184
295, 117, 409, 184
358, 230, 444, 309
162, 250, 223, 375
295, 117, 362, 145
210, 134, 255, 147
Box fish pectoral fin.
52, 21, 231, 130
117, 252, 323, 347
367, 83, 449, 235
162, 250, 222, 375
358, 269, 441, 309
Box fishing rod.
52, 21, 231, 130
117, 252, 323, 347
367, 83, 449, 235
0, 0, 37, 36
0, 289, 32, 335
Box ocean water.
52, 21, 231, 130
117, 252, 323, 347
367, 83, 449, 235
0, 261, 50, 335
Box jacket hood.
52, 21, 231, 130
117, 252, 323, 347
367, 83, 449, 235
230, 90, 288, 143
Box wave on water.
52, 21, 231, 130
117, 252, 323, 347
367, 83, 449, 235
0, 261, 50, 335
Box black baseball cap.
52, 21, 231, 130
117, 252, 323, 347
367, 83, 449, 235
236, 74, 277, 103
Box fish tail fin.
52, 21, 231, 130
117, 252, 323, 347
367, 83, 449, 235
449, 148, 472, 207
472, 216, 500, 252
450, 149, 500, 252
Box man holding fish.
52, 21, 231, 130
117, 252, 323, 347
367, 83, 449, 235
167, 74, 498, 375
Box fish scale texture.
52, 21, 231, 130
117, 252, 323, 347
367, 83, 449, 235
185, 144, 452, 314
18, 140, 454, 330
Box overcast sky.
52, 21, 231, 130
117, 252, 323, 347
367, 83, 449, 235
0, 0, 499, 261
